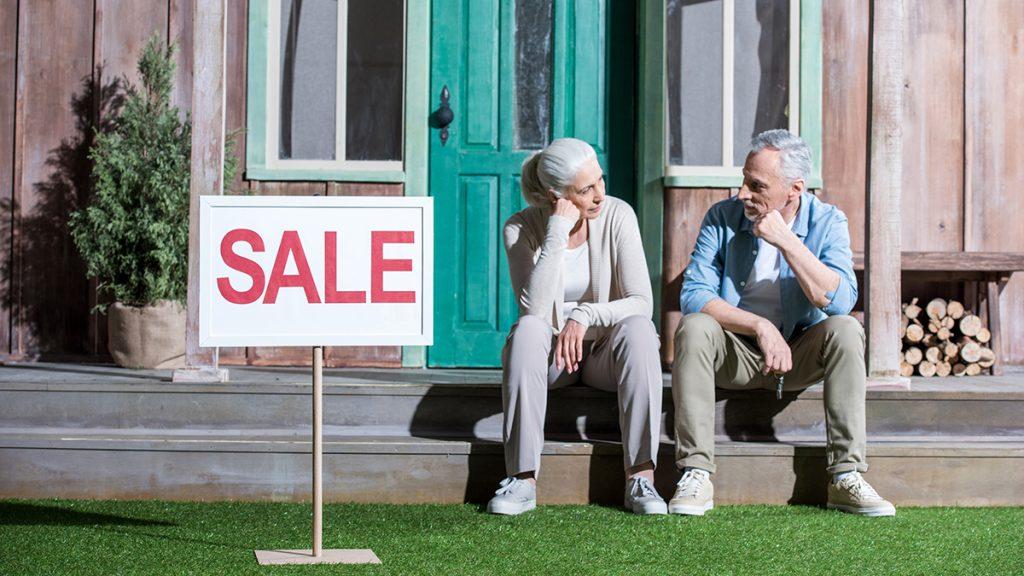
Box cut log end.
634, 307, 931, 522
959, 314, 982, 337
905, 324, 925, 343
917, 361, 937, 377
925, 298, 947, 320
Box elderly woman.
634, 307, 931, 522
486, 138, 666, 515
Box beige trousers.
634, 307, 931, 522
672, 313, 868, 475
501, 315, 663, 476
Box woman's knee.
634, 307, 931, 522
508, 315, 551, 344
611, 315, 659, 348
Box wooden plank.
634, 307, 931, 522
660, 188, 728, 367
326, 182, 403, 197
851, 252, 1024, 272
820, 0, 868, 252
12, 0, 95, 355
900, 0, 963, 252
865, 0, 904, 378
0, 0, 17, 355
95, 0, 168, 91
181, 0, 226, 376
986, 277, 1003, 375
326, 346, 401, 368
169, 0, 194, 111
89, 0, 168, 357
251, 181, 328, 196
224, 0, 247, 194
966, 1, 1024, 364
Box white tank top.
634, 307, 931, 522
563, 242, 592, 319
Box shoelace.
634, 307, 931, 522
842, 473, 881, 500
631, 477, 658, 498
676, 470, 707, 498
495, 477, 527, 497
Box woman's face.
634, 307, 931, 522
561, 156, 606, 219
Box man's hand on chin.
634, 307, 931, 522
752, 210, 795, 249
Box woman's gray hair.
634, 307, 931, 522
750, 129, 812, 185
520, 138, 597, 207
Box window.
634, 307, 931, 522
248, 0, 427, 182
662, 0, 821, 188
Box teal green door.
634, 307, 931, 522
429, 0, 635, 367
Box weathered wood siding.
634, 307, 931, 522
0, 0, 401, 366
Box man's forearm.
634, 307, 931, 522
779, 237, 840, 308
701, 298, 770, 336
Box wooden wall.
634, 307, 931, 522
0, 0, 400, 366
662, 0, 1024, 366
3, 1, 1022, 368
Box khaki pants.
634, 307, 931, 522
672, 313, 868, 475
501, 315, 663, 476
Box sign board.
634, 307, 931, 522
199, 196, 433, 346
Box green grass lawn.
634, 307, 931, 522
1, 500, 1022, 575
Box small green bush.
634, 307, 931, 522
70, 36, 236, 310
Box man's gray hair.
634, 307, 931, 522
750, 129, 812, 185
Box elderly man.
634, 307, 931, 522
668, 129, 894, 517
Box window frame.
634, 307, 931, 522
660, 0, 823, 189
246, 0, 429, 184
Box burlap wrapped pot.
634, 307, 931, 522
107, 300, 186, 369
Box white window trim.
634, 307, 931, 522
265, 0, 405, 172
665, 0, 801, 178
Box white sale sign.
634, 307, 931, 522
199, 196, 432, 346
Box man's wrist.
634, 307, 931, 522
775, 231, 802, 255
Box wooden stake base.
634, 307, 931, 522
254, 549, 381, 565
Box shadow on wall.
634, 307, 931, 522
0, 71, 124, 356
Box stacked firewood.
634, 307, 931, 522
899, 298, 996, 377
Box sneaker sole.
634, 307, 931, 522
487, 500, 536, 516
827, 503, 896, 517
668, 500, 714, 516
628, 501, 668, 515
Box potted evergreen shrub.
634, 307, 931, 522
69, 36, 236, 369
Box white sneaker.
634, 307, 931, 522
827, 472, 896, 517
486, 477, 537, 515
668, 468, 714, 515
624, 477, 668, 515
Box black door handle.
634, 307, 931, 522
430, 85, 454, 146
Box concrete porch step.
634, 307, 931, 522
3, 365, 1024, 440
2, 430, 1022, 507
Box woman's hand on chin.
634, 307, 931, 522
552, 198, 581, 223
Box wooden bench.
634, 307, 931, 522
852, 251, 1024, 376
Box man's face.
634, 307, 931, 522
736, 149, 801, 220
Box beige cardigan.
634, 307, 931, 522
502, 196, 653, 339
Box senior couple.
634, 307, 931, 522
487, 129, 895, 518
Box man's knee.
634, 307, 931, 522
821, 315, 865, 349
674, 313, 721, 357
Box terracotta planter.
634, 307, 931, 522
107, 300, 186, 369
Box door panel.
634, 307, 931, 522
430, 0, 634, 367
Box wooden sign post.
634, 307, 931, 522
199, 196, 433, 565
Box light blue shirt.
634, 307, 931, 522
679, 192, 858, 341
